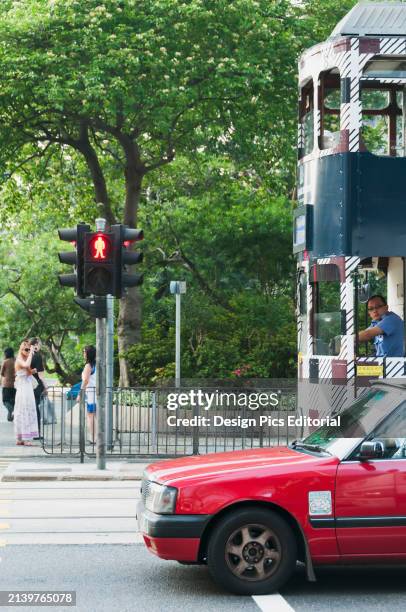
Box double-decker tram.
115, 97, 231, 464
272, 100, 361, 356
295, 2, 406, 413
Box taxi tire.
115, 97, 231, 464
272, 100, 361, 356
207, 507, 297, 596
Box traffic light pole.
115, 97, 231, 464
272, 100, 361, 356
106, 295, 114, 451
170, 281, 186, 388
96, 315, 107, 470
175, 292, 181, 388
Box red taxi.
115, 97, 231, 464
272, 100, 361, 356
137, 382, 406, 595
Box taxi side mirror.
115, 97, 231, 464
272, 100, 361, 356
359, 440, 384, 461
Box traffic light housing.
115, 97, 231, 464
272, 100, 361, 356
83, 231, 115, 296
112, 225, 144, 298
74, 296, 107, 318
58, 223, 90, 297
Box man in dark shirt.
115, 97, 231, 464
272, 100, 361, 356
1, 347, 16, 421
29, 337, 48, 439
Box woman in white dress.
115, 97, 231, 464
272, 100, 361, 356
81, 345, 96, 445
14, 340, 39, 446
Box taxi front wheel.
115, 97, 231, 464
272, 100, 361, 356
207, 507, 297, 595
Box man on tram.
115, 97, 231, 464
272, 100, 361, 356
358, 295, 404, 358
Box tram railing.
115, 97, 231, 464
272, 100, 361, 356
40, 385, 298, 459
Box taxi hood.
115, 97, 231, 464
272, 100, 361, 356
144, 446, 332, 486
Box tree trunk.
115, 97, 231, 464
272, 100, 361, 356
117, 286, 142, 387
117, 140, 145, 386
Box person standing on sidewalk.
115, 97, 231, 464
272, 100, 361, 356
29, 337, 48, 440
81, 346, 96, 445
14, 340, 39, 446
1, 347, 16, 422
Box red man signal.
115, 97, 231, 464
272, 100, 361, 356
84, 231, 114, 295
88, 233, 112, 261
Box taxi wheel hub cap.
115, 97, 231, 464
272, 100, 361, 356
225, 523, 282, 582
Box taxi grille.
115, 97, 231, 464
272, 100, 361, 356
141, 479, 150, 506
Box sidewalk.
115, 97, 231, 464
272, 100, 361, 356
0, 402, 159, 482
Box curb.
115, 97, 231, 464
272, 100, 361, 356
1, 473, 143, 482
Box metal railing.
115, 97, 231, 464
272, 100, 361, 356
41, 386, 298, 460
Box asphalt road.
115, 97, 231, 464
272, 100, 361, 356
1, 481, 406, 611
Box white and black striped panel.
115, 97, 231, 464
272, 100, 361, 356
331, 384, 348, 414
345, 256, 360, 276
317, 258, 331, 265
306, 262, 314, 356
385, 358, 406, 378
315, 107, 321, 144
347, 358, 355, 380
348, 38, 362, 151
343, 257, 358, 342
341, 102, 351, 131
356, 357, 384, 367
298, 122, 304, 149
339, 283, 349, 359
318, 358, 332, 379
336, 49, 351, 78
297, 318, 303, 342
338, 341, 348, 362
380, 37, 406, 56
362, 77, 406, 84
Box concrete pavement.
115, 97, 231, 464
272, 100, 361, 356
1, 460, 150, 481
1, 397, 162, 481
0, 480, 142, 545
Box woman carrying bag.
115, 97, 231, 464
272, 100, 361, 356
14, 340, 39, 446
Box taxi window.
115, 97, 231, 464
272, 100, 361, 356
302, 388, 403, 450
373, 400, 406, 438
364, 400, 406, 460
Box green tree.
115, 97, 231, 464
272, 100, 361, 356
0, 0, 304, 384
0, 232, 93, 382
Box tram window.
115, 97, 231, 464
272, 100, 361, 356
299, 79, 314, 157
324, 89, 340, 110
361, 114, 389, 156
303, 111, 314, 155
298, 270, 307, 315
362, 90, 389, 110
311, 267, 343, 356
356, 270, 387, 357
364, 58, 406, 79
319, 69, 341, 150
361, 57, 406, 157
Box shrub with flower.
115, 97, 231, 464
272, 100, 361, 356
231, 364, 252, 378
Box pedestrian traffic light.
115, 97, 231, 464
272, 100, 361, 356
57, 223, 90, 298
111, 225, 144, 298
83, 231, 115, 296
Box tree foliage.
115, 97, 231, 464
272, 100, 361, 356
0, 0, 360, 383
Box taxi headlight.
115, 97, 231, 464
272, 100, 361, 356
144, 481, 178, 514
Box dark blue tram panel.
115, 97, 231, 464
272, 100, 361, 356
295, 2, 406, 415
301, 153, 406, 258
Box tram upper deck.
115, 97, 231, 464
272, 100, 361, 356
296, 1, 406, 259
295, 2, 406, 385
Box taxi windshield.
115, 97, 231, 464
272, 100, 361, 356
300, 386, 405, 457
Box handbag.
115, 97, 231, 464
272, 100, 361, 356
31, 375, 39, 390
